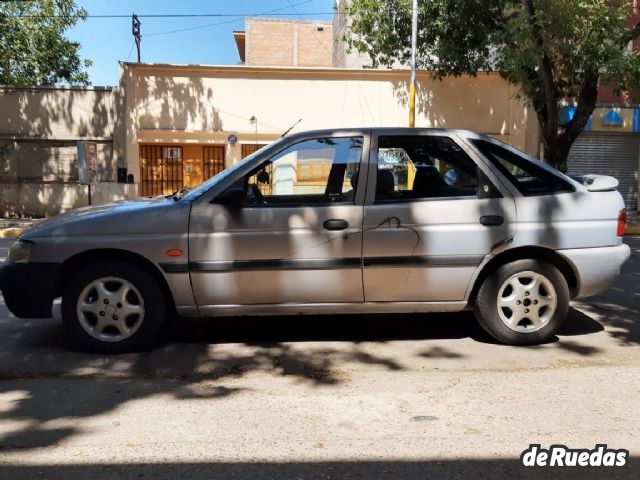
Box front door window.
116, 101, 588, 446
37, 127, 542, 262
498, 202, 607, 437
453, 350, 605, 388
242, 136, 363, 206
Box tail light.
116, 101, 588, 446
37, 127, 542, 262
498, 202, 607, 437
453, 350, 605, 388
617, 209, 627, 237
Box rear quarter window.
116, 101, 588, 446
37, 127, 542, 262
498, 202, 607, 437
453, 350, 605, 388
471, 139, 574, 196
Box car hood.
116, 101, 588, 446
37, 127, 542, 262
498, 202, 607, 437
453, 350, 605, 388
21, 197, 190, 239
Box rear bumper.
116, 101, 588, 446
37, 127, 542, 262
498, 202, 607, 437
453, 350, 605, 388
0, 262, 61, 318
559, 243, 631, 299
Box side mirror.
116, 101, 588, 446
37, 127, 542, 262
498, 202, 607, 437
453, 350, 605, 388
211, 186, 245, 208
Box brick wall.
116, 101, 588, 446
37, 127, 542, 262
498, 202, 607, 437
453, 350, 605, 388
246, 18, 332, 67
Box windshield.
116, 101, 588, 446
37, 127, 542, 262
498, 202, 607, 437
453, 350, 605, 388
181, 142, 276, 201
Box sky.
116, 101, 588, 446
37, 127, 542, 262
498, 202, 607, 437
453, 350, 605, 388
67, 0, 336, 86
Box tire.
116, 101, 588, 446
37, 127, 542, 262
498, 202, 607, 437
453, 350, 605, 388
62, 261, 166, 353
474, 259, 569, 345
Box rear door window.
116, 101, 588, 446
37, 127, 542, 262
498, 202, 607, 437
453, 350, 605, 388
375, 136, 479, 202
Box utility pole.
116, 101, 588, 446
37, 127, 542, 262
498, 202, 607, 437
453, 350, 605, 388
132, 14, 141, 63
408, 0, 418, 127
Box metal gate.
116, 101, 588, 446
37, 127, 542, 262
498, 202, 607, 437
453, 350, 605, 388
139, 145, 183, 196
567, 133, 639, 211
241, 143, 267, 158
203, 146, 225, 180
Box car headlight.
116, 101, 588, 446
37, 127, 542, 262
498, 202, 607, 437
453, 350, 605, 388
8, 239, 33, 264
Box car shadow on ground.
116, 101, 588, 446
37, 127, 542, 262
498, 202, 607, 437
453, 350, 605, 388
162, 306, 605, 347
0, 305, 614, 360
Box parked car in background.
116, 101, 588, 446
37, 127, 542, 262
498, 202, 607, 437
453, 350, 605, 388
0, 128, 631, 353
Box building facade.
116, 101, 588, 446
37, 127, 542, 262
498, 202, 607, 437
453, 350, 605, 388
119, 62, 537, 200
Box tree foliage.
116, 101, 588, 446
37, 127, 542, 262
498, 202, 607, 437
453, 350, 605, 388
0, 0, 91, 86
344, 0, 640, 170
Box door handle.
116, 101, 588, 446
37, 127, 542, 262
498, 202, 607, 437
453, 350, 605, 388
323, 219, 349, 231
480, 215, 504, 226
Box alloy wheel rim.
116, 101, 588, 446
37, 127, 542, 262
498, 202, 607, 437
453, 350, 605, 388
76, 276, 145, 342
497, 271, 557, 333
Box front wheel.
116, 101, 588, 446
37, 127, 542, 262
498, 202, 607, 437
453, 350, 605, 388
474, 259, 569, 345
62, 261, 166, 353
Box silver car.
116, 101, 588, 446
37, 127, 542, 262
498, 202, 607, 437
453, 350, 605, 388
0, 129, 631, 352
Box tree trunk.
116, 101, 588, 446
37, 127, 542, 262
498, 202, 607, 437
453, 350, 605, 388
537, 69, 599, 173
541, 133, 574, 173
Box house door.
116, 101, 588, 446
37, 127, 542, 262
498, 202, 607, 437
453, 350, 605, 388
203, 146, 226, 181
139, 145, 183, 196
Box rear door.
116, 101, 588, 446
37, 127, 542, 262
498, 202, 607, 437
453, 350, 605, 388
188, 132, 369, 311
362, 131, 516, 302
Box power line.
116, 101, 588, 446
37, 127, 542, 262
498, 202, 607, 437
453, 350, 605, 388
145, 0, 315, 37
5, 12, 339, 19
145, 16, 242, 37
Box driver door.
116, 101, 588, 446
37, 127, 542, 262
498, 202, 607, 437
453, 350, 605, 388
188, 134, 368, 312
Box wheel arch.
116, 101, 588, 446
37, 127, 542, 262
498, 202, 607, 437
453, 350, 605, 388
56, 249, 177, 314
468, 246, 580, 304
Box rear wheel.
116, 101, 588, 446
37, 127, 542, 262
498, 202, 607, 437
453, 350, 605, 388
474, 259, 569, 345
62, 261, 166, 353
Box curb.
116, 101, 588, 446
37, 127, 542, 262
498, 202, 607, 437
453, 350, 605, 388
0, 228, 23, 239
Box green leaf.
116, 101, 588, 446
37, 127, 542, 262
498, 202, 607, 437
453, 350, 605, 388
0, 0, 90, 86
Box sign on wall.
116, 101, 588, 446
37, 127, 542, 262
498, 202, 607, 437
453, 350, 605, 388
560, 106, 640, 133
77, 141, 98, 185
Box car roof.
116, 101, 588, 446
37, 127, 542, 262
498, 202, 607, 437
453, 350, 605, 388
284, 127, 492, 141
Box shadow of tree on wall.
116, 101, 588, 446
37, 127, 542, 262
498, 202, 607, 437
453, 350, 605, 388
0, 86, 113, 216
390, 74, 502, 132
133, 70, 224, 133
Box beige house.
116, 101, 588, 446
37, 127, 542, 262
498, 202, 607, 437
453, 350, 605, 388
119, 62, 538, 198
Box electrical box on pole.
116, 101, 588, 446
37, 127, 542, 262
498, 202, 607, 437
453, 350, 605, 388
132, 14, 141, 63
77, 141, 98, 205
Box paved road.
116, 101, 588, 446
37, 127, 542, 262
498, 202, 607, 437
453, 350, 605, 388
0, 238, 638, 479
